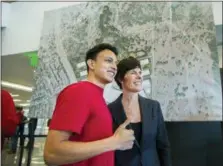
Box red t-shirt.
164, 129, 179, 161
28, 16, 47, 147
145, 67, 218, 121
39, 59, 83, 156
49, 81, 114, 166
1, 90, 23, 136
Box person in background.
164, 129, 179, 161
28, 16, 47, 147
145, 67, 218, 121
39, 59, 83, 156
108, 57, 172, 166
44, 43, 135, 166
25, 118, 38, 149
9, 107, 27, 154
1, 90, 23, 150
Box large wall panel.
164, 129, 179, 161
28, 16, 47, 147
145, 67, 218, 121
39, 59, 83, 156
29, 2, 222, 121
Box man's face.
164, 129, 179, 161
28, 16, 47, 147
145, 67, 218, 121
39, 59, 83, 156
90, 49, 117, 84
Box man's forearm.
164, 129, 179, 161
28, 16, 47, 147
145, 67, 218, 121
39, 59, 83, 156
44, 136, 117, 165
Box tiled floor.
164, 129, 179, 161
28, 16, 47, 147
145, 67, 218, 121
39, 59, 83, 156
2, 137, 46, 166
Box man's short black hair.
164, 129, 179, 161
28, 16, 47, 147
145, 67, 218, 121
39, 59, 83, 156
85, 43, 118, 71
115, 56, 141, 89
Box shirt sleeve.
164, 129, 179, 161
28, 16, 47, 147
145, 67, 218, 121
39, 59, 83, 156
49, 86, 91, 135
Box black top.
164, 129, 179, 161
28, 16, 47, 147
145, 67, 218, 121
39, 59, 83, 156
130, 122, 142, 146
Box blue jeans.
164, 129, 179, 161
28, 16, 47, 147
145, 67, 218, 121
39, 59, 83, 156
10, 123, 25, 152
10, 127, 19, 152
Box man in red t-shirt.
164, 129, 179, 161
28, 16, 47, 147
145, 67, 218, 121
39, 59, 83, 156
44, 43, 135, 166
1, 89, 23, 149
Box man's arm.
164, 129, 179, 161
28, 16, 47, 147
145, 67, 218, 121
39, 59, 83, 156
44, 130, 116, 165
44, 120, 134, 165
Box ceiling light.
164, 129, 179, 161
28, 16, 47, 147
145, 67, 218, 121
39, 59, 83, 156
13, 99, 21, 102
18, 103, 30, 107
10, 94, 19, 97
1, 81, 33, 92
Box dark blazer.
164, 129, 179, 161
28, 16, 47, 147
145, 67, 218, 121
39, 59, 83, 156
108, 94, 172, 166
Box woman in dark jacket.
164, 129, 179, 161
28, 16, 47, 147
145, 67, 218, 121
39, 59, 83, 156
108, 57, 172, 166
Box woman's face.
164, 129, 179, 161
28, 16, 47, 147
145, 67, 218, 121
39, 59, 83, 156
121, 67, 143, 92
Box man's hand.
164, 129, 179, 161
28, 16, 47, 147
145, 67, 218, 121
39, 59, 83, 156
112, 119, 135, 150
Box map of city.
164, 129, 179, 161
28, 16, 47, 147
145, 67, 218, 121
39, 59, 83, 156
29, 2, 222, 121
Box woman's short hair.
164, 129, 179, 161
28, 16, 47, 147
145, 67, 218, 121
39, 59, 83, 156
115, 56, 141, 89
